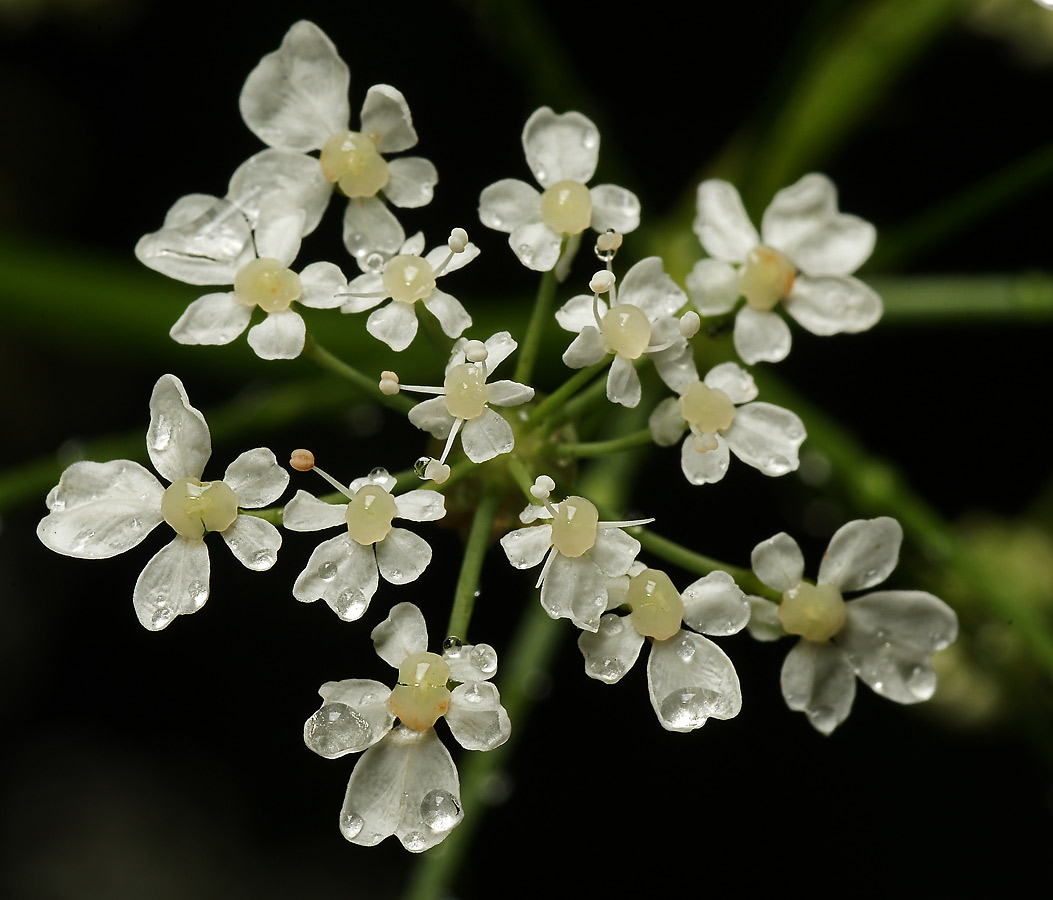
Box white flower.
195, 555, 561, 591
302, 602, 510, 852
748, 517, 959, 735
578, 566, 746, 732
342, 229, 478, 351
555, 257, 694, 408
283, 467, 445, 622
401, 332, 535, 465
478, 107, 640, 273
688, 173, 882, 364
649, 361, 806, 484
499, 490, 651, 632
239, 20, 437, 265
36, 374, 288, 630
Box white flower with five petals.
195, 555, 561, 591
748, 518, 959, 734
478, 107, 640, 273
688, 173, 881, 364
36, 374, 288, 630
302, 602, 510, 852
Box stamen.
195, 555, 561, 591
679, 311, 701, 339
379, 371, 401, 395
303, 458, 354, 500
594, 229, 622, 266
463, 340, 488, 363
290, 448, 316, 472
437, 418, 464, 466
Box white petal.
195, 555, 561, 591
148, 374, 211, 483
540, 553, 608, 632
340, 726, 462, 851
359, 84, 419, 153
480, 331, 518, 374
443, 643, 500, 683
384, 157, 438, 208
562, 327, 609, 368
686, 258, 739, 315
460, 408, 514, 463
724, 401, 806, 476
421, 289, 471, 339
223, 447, 289, 508
247, 309, 306, 359
293, 534, 378, 622
589, 184, 641, 233
681, 570, 750, 636
372, 601, 429, 667
703, 361, 757, 405
785, 275, 882, 336
590, 526, 641, 577
135, 195, 254, 286
648, 630, 742, 732
751, 532, 805, 592
239, 20, 350, 152
375, 527, 432, 584
299, 261, 349, 309
132, 536, 210, 631
486, 380, 534, 407
648, 397, 687, 447
253, 199, 305, 264
499, 525, 554, 570
606, 354, 641, 408
445, 682, 511, 751
170, 292, 252, 346
343, 197, 405, 266
508, 221, 562, 272
394, 490, 446, 522
693, 180, 759, 263
283, 490, 348, 531
228, 148, 331, 236
37, 460, 163, 559
221, 514, 281, 571
745, 596, 785, 642
478, 178, 540, 233
367, 301, 419, 351
838, 590, 958, 704
818, 517, 903, 592
780, 639, 856, 735
760, 173, 875, 276
307, 679, 395, 757
342, 272, 386, 313
555, 293, 603, 333
733, 305, 792, 365
680, 432, 730, 485
407, 397, 455, 440
578, 613, 645, 683
522, 107, 599, 187
619, 256, 686, 320
425, 240, 479, 276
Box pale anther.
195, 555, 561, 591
448, 228, 469, 253
679, 311, 701, 339
290, 449, 316, 472
590, 270, 616, 294
463, 340, 488, 363
379, 371, 401, 395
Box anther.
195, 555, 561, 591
290, 449, 316, 472
594, 229, 622, 262
530, 475, 556, 500
463, 340, 488, 363
379, 370, 401, 395
448, 228, 469, 253
679, 311, 701, 339
590, 270, 616, 294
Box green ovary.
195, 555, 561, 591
443, 363, 488, 420
382, 254, 436, 304
345, 485, 398, 546
389, 651, 451, 730
779, 582, 846, 643
600, 305, 651, 359
551, 496, 599, 558
161, 477, 239, 540
627, 568, 684, 640
737, 244, 796, 311
679, 381, 737, 435
319, 130, 389, 197
540, 180, 592, 235
234, 258, 302, 313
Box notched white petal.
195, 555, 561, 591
306, 678, 395, 758
148, 374, 212, 483
578, 613, 645, 683
751, 531, 806, 592
223, 447, 289, 508
680, 571, 750, 636
375, 527, 432, 585
294, 533, 378, 622
222, 514, 281, 571
780, 638, 856, 735
372, 601, 430, 668
132, 536, 211, 631
818, 517, 903, 592
446, 682, 511, 751
647, 630, 742, 732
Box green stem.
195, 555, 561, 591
301, 336, 415, 414
524, 361, 607, 429
547, 428, 654, 459
444, 484, 502, 642
513, 269, 559, 386
869, 274, 1053, 323
536, 368, 611, 436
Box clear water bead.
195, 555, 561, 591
469, 643, 498, 676
442, 636, 463, 654
420, 789, 462, 834
659, 688, 721, 729
414, 457, 432, 479
339, 810, 364, 840
304, 702, 373, 757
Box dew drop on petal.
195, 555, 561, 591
151, 606, 173, 630
364, 251, 385, 274
336, 590, 370, 621
250, 549, 276, 570
675, 639, 696, 662
442, 636, 463, 654
188, 581, 208, 609
151, 414, 172, 452
369, 466, 390, 482
340, 810, 364, 840
317, 560, 338, 581
305, 702, 372, 757
404, 831, 427, 852
414, 457, 432, 479
420, 789, 462, 834
659, 688, 720, 729
469, 643, 498, 676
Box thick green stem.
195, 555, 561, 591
547, 428, 654, 459
444, 484, 502, 642
513, 269, 559, 386
302, 336, 416, 414
524, 361, 607, 429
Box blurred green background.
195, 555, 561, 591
2, 0, 1052, 897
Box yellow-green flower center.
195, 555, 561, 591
161, 477, 239, 540
389, 651, 451, 731
779, 582, 846, 643
540, 180, 592, 235
738, 244, 796, 311
551, 495, 599, 558
234, 258, 302, 313
443, 363, 488, 420
679, 382, 737, 435
344, 484, 398, 546
382, 254, 435, 305
319, 130, 390, 198
626, 568, 684, 640
600, 304, 652, 359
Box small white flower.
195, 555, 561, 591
499, 487, 652, 632
36, 375, 288, 630
748, 518, 959, 734
283, 467, 445, 622
689, 173, 881, 364
555, 257, 694, 408
302, 602, 510, 852
578, 565, 746, 732
342, 229, 478, 351
649, 361, 806, 484
400, 332, 535, 465
478, 107, 640, 273
239, 20, 437, 265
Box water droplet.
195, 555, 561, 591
591, 656, 625, 680
151, 415, 172, 451
414, 457, 432, 479
336, 590, 369, 621
364, 251, 385, 273
659, 688, 722, 729
151, 606, 173, 630
420, 789, 461, 834
517, 244, 535, 265
188, 581, 208, 608
317, 560, 338, 581
369, 466, 390, 482
250, 549, 276, 570
469, 643, 498, 676
676, 638, 696, 662
340, 810, 364, 839
305, 702, 373, 757
442, 635, 463, 654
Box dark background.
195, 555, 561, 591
2, 1, 1052, 897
